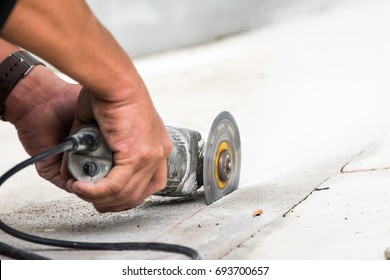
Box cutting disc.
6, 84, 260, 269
203, 111, 241, 205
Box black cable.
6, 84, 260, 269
0, 242, 48, 260
0, 140, 201, 260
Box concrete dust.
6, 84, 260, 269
1, 190, 207, 241
138, 0, 390, 188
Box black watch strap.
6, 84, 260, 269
0, 51, 45, 121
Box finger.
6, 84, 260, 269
69, 164, 133, 198
79, 163, 156, 207
35, 155, 72, 191
91, 160, 167, 212
48, 173, 73, 192
60, 151, 71, 178
139, 159, 168, 198
92, 196, 147, 213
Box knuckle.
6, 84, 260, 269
129, 140, 172, 167
153, 147, 165, 162
36, 162, 52, 180
133, 147, 160, 165
164, 138, 173, 155
135, 146, 154, 163
142, 148, 154, 161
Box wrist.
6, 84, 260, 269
0, 51, 45, 121
3, 65, 55, 124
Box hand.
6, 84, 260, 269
66, 83, 173, 213
5, 66, 80, 191
1, 0, 173, 212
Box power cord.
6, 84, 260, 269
0, 134, 201, 260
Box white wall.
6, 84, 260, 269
87, 0, 350, 57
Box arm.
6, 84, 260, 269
0, 38, 79, 190
1, 0, 136, 98
1, 0, 173, 212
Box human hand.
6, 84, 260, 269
1, 0, 172, 212
65, 83, 172, 213
4, 66, 80, 191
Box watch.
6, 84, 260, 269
0, 51, 45, 121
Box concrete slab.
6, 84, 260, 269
0, 126, 73, 212
0, 153, 351, 259
342, 133, 390, 173
2, 0, 390, 260
224, 170, 390, 259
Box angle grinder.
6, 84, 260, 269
66, 111, 241, 204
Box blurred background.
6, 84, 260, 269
82, 0, 390, 184
86, 0, 352, 57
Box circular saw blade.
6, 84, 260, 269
203, 111, 241, 205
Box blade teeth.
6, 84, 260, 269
203, 111, 241, 205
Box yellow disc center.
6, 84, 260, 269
214, 141, 233, 189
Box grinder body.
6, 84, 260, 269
159, 127, 204, 196
67, 125, 205, 197
67, 111, 241, 204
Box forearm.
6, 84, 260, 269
0, 1, 172, 212
0, 38, 19, 60
1, 0, 144, 102
0, 39, 38, 123
0, 39, 76, 124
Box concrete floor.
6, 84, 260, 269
1, 0, 390, 259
